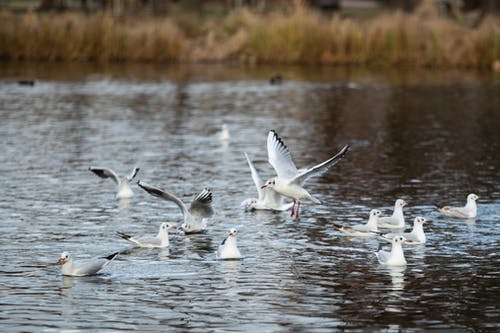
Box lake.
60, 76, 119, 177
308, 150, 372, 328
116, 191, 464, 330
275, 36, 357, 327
0, 62, 499, 332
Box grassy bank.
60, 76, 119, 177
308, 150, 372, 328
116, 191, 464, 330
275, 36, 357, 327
0, 3, 499, 68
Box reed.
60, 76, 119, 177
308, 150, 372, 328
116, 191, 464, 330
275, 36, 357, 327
0, 3, 498, 68
0, 11, 185, 62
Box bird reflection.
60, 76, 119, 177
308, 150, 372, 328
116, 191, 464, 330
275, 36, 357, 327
60, 274, 110, 292
118, 198, 132, 208
158, 248, 170, 259
217, 259, 243, 277
386, 265, 406, 292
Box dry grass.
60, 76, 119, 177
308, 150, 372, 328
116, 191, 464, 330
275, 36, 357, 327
0, 10, 185, 62
0, 2, 499, 68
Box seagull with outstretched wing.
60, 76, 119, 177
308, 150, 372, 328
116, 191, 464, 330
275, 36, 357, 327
261, 130, 349, 218
89, 166, 139, 199
138, 181, 214, 234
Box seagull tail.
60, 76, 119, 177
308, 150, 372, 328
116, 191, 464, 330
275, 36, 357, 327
117, 231, 132, 240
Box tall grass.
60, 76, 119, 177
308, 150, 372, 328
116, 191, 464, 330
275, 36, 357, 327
0, 11, 185, 62
0, 3, 498, 68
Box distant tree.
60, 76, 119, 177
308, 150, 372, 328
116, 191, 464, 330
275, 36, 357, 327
39, 0, 67, 11
382, 0, 418, 12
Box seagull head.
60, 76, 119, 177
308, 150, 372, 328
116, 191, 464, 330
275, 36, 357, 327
58, 251, 71, 265
395, 199, 407, 208
242, 198, 258, 211
468, 193, 479, 202
160, 222, 176, 232
229, 228, 238, 237
370, 209, 382, 218
414, 216, 430, 225
261, 178, 276, 189
393, 235, 412, 245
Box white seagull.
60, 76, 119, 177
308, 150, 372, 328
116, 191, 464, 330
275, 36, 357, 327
379, 216, 430, 244
89, 166, 140, 199
261, 130, 349, 218
219, 124, 230, 142
333, 209, 382, 237
117, 222, 176, 248
138, 181, 214, 234
216, 228, 241, 260
242, 153, 293, 212
57, 251, 119, 276
377, 199, 407, 229
437, 193, 479, 219
375, 235, 410, 266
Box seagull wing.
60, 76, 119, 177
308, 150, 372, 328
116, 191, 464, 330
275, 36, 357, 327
89, 166, 121, 185
376, 250, 390, 264
292, 145, 349, 185
439, 206, 470, 218
126, 167, 140, 182
138, 181, 189, 217
245, 153, 265, 201
117, 231, 154, 247
189, 188, 214, 220
135, 236, 161, 247
267, 130, 298, 180
73, 252, 118, 276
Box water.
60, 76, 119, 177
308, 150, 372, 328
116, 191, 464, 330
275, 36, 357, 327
0, 63, 499, 332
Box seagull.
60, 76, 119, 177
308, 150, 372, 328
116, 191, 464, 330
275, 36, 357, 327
261, 130, 349, 218
437, 193, 479, 218
89, 166, 140, 199
379, 216, 430, 244
377, 199, 407, 229
242, 153, 293, 212
117, 222, 176, 248
333, 209, 382, 237
138, 181, 214, 234
57, 251, 119, 276
219, 124, 230, 142
216, 228, 241, 260
375, 236, 410, 266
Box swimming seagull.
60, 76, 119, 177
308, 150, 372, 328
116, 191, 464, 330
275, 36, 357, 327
261, 130, 349, 218
333, 209, 382, 237
219, 124, 230, 142
437, 193, 479, 219
375, 235, 410, 266
117, 222, 176, 248
137, 181, 214, 234
242, 153, 293, 212
379, 216, 430, 244
377, 199, 407, 229
89, 166, 140, 199
216, 228, 242, 260
57, 251, 119, 276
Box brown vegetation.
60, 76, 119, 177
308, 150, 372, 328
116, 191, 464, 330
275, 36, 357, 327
0, 2, 499, 68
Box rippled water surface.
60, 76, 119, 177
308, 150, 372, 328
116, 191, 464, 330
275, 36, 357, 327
0, 63, 499, 332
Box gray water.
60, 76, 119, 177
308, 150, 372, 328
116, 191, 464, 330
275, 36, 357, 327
0, 63, 499, 332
